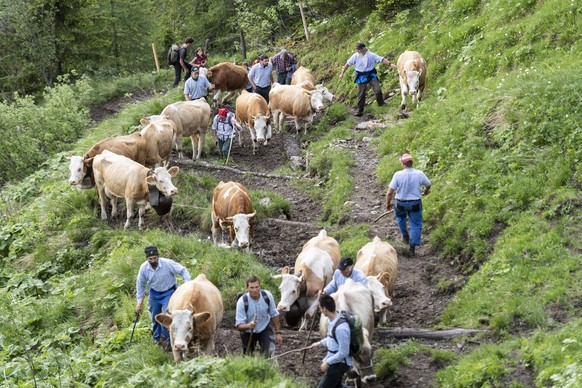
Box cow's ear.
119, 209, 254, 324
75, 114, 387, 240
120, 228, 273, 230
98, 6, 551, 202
167, 166, 180, 176
379, 272, 391, 284
83, 157, 94, 166
281, 266, 290, 275
145, 175, 156, 185
250, 115, 256, 121
272, 274, 283, 279
193, 312, 211, 326
140, 117, 149, 125
155, 313, 172, 328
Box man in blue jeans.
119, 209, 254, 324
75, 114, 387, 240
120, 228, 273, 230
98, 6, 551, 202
385, 153, 431, 256
136, 246, 191, 349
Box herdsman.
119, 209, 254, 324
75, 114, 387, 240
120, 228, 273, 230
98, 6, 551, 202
322, 256, 368, 295
136, 245, 191, 349
235, 275, 283, 356
385, 153, 431, 256
309, 294, 352, 388
211, 108, 243, 159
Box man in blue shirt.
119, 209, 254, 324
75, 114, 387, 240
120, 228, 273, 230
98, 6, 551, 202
322, 256, 368, 295
235, 275, 283, 356
136, 245, 191, 349
184, 67, 213, 101
248, 54, 274, 104
339, 42, 392, 117
386, 153, 431, 256
309, 294, 352, 388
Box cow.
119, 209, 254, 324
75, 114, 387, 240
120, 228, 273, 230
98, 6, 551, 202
319, 279, 377, 385
235, 91, 272, 155
92, 150, 179, 229
68, 132, 148, 189
211, 181, 255, 250
274, 229, 340, 330
396, 50, 426, 110
139, 114, 176, 167
274, 247, 334, 331
355, 236, 398, 325
155, 274, 224, 362
291, 66, 335, 103
160, 98, 210, 160
268, 83, 324, 134
206, 62, 248, 106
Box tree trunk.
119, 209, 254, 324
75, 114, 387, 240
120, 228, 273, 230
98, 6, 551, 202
239, 27, 247, 60
299, 3, 309, 41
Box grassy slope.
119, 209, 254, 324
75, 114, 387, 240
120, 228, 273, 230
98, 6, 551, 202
1, 0, 582, 386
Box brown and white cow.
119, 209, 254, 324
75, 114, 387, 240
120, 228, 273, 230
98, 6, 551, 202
291, 66, 335, 104
155, 274, 224, 362
355, 236, 398, 324
160, 98, 210, 160
140, 115, 176, 167
211, 181, 255, 250
206, 62, 249, 106
92, 150, 179, 229
68, 132, 148, 189
320, 279, 377, 385
235, 91, 272, 155
274, 247, 334, 331
397, 50, 426, 110
268, 83, 325, 134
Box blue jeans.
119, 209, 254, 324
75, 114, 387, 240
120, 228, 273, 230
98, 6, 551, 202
394, 199, 423, 247
149, 286, 175, 344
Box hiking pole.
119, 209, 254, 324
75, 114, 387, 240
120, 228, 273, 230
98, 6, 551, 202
129, 311, 140, 346
245, 314, 257, 355
225, 133, 235, 165
302, 275, 326, 364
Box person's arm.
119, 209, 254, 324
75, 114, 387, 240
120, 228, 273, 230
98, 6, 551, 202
386, 187, 395, 211
271, 316, 283, 345
382, 57, 391, 66
322, 273, 337, 295
423, 185, 431, 196
184, 82, 191, 101
325, 324, 350, 365
231, 117, 243, 132
338, 63, 350, 79
135, 267, 146, 313
179, 56, 188, 71
235, 297, 256, 332
248, 67, 256, 90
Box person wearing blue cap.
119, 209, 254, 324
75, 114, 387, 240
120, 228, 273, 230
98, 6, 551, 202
136, 245, 191, 349
321, 256, 368, 295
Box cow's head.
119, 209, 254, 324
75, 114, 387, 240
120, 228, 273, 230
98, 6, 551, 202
405, 70, 421, 96
367, 275, 392, 313
225, 212, 255, 249
146, 166, 179, 196
307, 90, 324, 113
155, 309, 211, 353
251, 113, 271, 145
273, 267, 304, 312
68, 154, 93, 187
349, 327, 376, 384
316, 84, 335, 104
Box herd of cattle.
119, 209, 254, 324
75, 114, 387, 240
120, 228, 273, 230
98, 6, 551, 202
64, 52, 426, 382
151, 230, 398, 385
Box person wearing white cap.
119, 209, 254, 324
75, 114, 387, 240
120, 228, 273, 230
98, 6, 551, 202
385, 153, 431, 256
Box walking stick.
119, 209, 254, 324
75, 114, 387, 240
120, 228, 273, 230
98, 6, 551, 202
302, 276, 326, 364
129, 311, 140, 346
225, 133, 235, 165
245, 314, 257, 355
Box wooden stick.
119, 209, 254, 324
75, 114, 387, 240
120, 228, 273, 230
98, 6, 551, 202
302, 276, 326, 364
245, 314, 257, 354
151, 43, 160, 73
270, 346, 312, 360
373, 211, 391, 223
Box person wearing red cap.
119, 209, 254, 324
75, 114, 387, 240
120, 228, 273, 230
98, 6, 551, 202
211, 108, 242, 158
385, 153, 431, 256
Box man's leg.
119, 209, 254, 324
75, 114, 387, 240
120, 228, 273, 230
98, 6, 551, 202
317, 362, 350, 388
394, 206, 410, 243
221, 138, 231, 158
409, 204, 423, 248
173, 64, 181, 87
370, 79, 384, 106
240, 332, 259, 355
277, 72, 287, 84
148, 293, 163, 342
356, 83, 367, 115
256, 327, 274, 357
184, 63, 193, 82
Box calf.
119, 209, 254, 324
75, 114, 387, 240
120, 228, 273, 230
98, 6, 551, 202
211, 181, 255, 250
92, 150, 179, 229
235, 91, 272, 155
397, 50, 426, 110
268, 83, 324, 134
155, 274, 224, 362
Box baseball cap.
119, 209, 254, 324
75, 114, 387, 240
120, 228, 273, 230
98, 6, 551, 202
400, 153, 413, 162
338, 256, 354, 270
191, 66, 200, 73
218, 108, 228, 117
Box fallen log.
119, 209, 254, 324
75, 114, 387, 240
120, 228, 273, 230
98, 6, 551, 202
375, 327, 486, 340
185, 159, 297, 180
264, 218, 320, 229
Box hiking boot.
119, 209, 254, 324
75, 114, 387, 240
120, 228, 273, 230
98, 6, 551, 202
402, 235, 410, 244
409, 245, 416, 257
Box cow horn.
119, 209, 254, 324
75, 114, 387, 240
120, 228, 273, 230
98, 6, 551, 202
272, 274, 283, 279
247, 212, 256, 218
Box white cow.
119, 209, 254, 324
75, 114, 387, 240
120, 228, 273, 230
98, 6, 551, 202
160, 98, 210, 160
397, 50, 426, 110
92, 150, 179, 229
268, 83, 324, 134
235, 91, 272, 155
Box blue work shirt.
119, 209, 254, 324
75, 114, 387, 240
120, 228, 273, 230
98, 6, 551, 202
235, 290, 279, 333
248, 62, 273, 88
320, 311, 352, 366
323, 268, 368, 295
389, 168, 431, 201
136, 257, 191, 303
345, 50, 385, 72
184, 75, 211, 100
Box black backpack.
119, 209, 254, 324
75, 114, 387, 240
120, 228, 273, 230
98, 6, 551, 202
167, 44, 180, 65
236, 290, 271, 312
330, 310, 364, 357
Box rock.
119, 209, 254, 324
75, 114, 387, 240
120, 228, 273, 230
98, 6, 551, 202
259, 197, 272, 207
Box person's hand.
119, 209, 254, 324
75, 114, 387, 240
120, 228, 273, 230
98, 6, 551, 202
386, 202, 393, 212
275, 333, 283, 345
247, 321, 256, 330
136, 302, 142, 314
318, 289, 326, 296
320, 362, 329, 372
309, 341, 320, 349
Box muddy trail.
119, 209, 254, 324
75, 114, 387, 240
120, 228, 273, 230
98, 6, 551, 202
168, 114, 468, 387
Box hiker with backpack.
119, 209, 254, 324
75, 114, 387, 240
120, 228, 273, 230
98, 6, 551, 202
212, 108, 243, 158
309, 294, 352, 387
169, 37, 194, 88
235, 275, 283, 356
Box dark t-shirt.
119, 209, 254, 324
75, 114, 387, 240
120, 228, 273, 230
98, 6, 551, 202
179, 46, 188, 62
